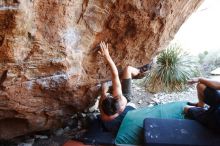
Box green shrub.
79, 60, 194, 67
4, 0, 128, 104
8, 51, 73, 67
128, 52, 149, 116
198, 51, 208, 64
198, 50, 220, 76
146, 44, 199, 92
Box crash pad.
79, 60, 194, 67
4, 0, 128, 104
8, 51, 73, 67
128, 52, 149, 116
115, 102, 187, 145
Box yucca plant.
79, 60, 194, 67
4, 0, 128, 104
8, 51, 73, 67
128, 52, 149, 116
147, 44, 199, 92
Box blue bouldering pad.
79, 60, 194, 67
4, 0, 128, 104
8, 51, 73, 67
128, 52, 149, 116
144, 118, 220, 146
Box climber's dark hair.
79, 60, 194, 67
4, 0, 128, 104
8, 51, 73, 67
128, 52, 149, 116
101, 94, 120, 116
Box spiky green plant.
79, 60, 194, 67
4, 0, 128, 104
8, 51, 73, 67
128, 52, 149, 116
147, 44, 199, 92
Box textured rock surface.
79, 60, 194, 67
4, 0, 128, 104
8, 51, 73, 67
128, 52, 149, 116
0, 0, 203, 139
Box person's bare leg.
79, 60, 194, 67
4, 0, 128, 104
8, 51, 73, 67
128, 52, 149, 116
122, 66, 140, 79
187, 83, 206, 107
120, 66, 140, 102
196, 83, 206, 107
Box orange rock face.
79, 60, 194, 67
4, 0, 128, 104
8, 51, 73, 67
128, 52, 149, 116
0, 0, 203, 139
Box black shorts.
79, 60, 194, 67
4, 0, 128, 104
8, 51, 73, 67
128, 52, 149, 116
121, 79, 132, 102
204, 86, 220, 107
186, 86, 220, 132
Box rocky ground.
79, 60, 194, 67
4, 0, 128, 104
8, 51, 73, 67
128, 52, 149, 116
130, 82, 197, 108
0, 80, 198, 146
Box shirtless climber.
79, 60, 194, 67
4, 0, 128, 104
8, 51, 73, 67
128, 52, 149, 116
98, 41, 151, 135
